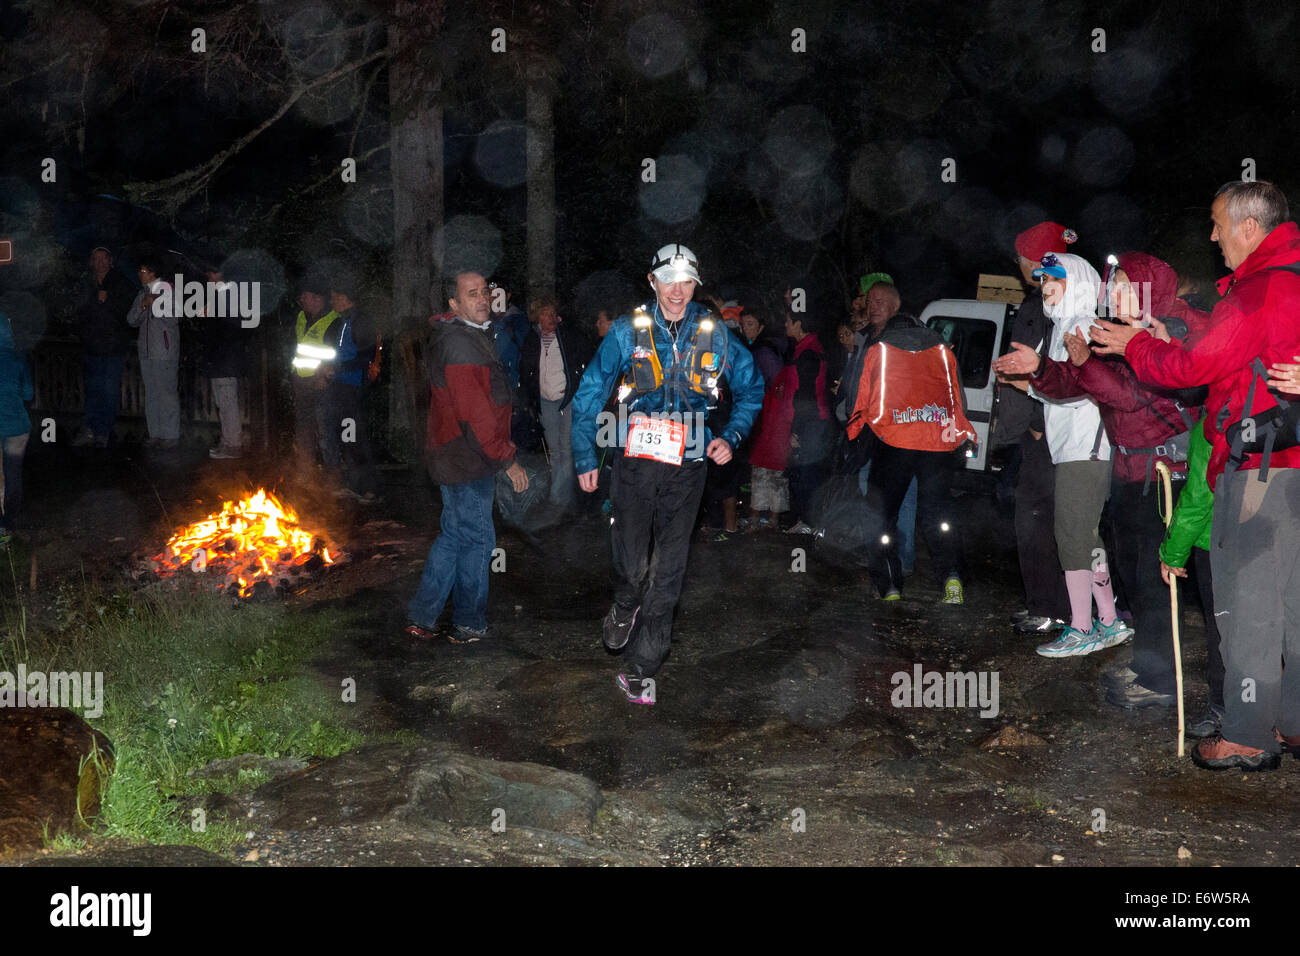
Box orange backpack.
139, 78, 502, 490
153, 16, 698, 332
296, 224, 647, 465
846, 341, 976, 452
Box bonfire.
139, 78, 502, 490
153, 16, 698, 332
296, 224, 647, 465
149, 488, 339, 597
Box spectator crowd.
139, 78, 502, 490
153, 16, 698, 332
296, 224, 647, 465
9, 180, 1300, 771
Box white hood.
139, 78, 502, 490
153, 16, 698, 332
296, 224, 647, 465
1042, 253, 1101, 326
1030, 253, 1111, 464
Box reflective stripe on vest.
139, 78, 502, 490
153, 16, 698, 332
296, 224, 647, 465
294, 310, 341, 377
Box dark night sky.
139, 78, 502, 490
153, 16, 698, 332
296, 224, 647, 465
1, 0, 1298, 333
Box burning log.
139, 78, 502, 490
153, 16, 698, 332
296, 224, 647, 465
145, 488, 342, 597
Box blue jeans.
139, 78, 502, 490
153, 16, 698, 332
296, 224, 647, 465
83, 354, 125, 438
407, 475, 496, 631
860, 461, 917, 572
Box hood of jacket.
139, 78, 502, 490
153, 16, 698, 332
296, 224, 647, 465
1043, 253, 1101, 326
877, 312, 941, 352
1116, 251, 1179, 316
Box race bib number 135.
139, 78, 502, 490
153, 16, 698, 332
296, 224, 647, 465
625, 415, 686, 466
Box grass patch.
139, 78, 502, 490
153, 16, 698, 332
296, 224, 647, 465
42, 828, 88, 853
3, 572, 366, 856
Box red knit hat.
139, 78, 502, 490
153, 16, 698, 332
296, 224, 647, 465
1015, 222, 1078, 262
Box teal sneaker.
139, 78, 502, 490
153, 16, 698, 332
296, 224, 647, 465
1094, 617, 1134, 648
882, 587, 902, 601
1036, 623, 1107, 658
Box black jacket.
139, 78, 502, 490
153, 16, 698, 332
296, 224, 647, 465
519, 324, 592, 412
200, 309, 248, 378
991, 290, 1048, 446
78, 269, 137, 357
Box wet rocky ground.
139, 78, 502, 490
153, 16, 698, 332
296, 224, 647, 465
8, 439, 1300, 867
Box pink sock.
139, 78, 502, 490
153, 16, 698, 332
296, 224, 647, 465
1092, 567, 1117, 626
1064, 570, 1094, 632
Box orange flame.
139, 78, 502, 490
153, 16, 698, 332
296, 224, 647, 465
154, 488, 334, 597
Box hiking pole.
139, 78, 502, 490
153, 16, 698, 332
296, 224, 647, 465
1154, 460, 1185, 756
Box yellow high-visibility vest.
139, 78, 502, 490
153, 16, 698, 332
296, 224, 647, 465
292, 309, 341, 377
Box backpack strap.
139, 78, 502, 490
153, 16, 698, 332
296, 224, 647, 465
1252, 356, 1281, 481
1229, 358, 1264, 481
1089, 418, 1106, 461
1241, 264, 1300, 482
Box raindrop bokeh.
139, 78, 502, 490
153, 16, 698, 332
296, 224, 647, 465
220, 249, 288, 315
475, 120, 528, 189
764, 106, 833, 179
1071, 126, 1136, 188
639, 154, 707, 225
435, 215, 504, 279
281, 3, 347, 79
626, 14, 690, 79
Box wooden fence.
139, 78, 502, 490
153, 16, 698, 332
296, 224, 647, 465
31, 337, 267, 445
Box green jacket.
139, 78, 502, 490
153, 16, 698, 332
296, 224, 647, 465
1159, 417, 1212, 568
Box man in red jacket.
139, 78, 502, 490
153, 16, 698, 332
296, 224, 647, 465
405, 271, 528, 644
1092, 181, 1300, 771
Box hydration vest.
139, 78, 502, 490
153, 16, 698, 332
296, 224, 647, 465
847, 341, 977, 452
293, 309, 341, 378
621, 306, 725, 404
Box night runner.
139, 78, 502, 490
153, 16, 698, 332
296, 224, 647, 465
570, 244, 764, 705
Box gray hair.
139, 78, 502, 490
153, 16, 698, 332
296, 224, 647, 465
869, 282, 901, 305
1214, 180, 1289, 234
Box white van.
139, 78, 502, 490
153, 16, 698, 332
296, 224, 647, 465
919, 299, 1016, 473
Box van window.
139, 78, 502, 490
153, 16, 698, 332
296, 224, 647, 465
926, 316, 997, 389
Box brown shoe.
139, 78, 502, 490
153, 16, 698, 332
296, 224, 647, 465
1191, 735, 1280, 772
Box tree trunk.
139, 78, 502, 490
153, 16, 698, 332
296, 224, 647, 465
525, 71, 555, 306
388, 4, 444, 461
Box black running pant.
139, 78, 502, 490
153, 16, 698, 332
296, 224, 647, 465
1192, 547, 1225, 711
1014, 433, 1069, 619
787, 460, 826, 526
864, 443, 961, 595
1109, 477, 1183, 695
610, 454, 708, 678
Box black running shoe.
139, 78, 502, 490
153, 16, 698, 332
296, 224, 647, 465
617, 672, 655, 705
602, 604, 638, 651
448, 625, 488, 644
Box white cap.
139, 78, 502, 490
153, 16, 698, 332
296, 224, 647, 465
649, 243, 702, 285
